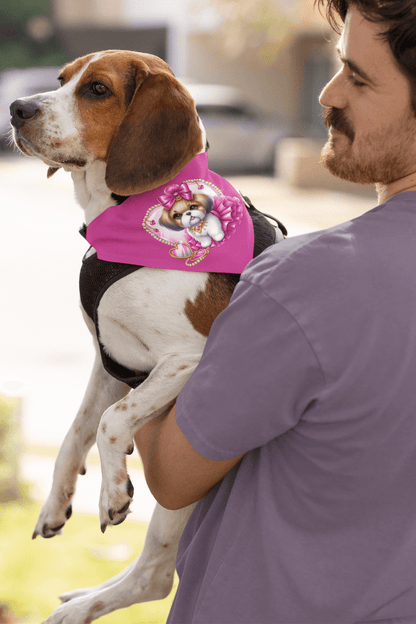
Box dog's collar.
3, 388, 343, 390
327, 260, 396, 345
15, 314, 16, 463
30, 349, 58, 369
79, 223, 88, 240
84, 153, 255, 273
189, 218, 207, 234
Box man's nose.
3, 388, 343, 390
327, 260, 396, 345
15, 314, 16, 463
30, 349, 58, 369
10, 99, 40, 129
319, 69, 347, 110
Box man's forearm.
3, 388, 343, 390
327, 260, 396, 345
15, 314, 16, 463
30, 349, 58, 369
134, 407, 170, 479
134, 404, 244, 510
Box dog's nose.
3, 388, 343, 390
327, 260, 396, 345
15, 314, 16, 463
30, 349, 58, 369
10, 99, 40, 128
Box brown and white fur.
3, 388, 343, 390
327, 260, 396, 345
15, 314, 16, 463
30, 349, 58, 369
10, 50, 277, 623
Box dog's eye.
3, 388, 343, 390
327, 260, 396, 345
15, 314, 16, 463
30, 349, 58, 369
189, 204, 199, 210
91, 82, 109, 96
58, 76, 65, 87
173, 213, 182, 219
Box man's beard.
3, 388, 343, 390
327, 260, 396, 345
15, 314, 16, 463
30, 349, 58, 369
320, 106, 416, 185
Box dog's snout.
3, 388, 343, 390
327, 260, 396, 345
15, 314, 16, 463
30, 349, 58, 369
10, 99, 40, 129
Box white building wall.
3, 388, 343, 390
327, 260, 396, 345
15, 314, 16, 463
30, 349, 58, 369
120, 0, 223, 75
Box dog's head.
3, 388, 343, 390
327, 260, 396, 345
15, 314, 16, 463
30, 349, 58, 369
9, 50, 204, 195
159, 193, 214, 231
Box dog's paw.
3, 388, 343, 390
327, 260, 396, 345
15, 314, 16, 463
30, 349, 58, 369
99, 471, 134, 532
96, 413, 136, 531
42, 592, 107, 624
32, 494, 74, 539
59, 586, 95, 603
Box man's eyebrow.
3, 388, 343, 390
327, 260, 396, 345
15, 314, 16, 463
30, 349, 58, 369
336, 46, 375, 85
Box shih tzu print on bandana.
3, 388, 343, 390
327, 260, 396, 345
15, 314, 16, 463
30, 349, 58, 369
86, 153, 255, 274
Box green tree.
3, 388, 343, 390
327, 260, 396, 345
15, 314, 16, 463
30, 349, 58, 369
0, 0, 66, 72
211, 0, 301, 65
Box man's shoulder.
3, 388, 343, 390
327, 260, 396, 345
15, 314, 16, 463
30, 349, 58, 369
242, 193, 416, 311
243, 222, 357, 291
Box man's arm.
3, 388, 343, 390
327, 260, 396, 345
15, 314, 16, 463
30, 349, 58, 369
134, 404, 244, 510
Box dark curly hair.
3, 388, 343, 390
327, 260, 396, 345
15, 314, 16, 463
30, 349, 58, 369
315, 0, 416, 112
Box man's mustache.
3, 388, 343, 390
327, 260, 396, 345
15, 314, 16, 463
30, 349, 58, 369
322, 107, 355, 142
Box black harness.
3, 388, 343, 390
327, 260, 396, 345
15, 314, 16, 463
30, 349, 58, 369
79, 200, 286, 390
79, 225, 149, 389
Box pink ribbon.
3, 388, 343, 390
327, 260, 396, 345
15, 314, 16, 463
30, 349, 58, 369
158, 183, 193, 210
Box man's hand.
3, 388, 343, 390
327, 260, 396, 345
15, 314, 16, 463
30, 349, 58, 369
134, 404, 244, 510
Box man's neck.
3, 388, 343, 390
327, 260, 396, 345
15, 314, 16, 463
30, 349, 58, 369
377, 170, 416, 205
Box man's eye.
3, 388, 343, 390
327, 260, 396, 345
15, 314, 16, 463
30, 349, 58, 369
348, 73, 365, 87
91, 82, 109, 96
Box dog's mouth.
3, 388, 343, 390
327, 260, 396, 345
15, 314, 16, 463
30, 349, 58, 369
181, 210, 206, 228
13, 132, 33, 157
14, 131, 87, 170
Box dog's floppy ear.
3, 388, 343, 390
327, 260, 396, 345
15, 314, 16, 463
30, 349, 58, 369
47, 166, 60, 178
105, 71, 203, 195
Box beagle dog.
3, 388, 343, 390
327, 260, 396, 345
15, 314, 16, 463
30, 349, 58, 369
10, 50, 281, 623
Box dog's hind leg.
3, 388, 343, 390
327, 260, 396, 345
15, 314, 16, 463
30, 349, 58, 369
59, 554, 135, 602
42, 503, 195, 624
32, 313, 130, 539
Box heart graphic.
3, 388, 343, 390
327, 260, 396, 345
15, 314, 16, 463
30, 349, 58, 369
169, 242, 193, 258
185, 248, 209, 266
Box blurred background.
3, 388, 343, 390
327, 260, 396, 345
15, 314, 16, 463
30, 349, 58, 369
1, 0, 330, 158
0, 1, 377, 622
1, 0, 369, 182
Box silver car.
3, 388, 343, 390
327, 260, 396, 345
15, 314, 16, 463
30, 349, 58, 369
186, 83, 288, 172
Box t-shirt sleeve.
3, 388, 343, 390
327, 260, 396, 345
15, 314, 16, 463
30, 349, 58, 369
176, 277, 326, 460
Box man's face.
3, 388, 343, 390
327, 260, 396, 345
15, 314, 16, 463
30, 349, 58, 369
320, 5, 416, 185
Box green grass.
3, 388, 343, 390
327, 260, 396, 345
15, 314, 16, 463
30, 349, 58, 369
0, 500, 177, 623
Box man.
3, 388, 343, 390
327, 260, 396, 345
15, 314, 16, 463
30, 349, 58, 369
136, 2, 416, 622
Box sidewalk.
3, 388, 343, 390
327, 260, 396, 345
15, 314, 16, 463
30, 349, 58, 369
0, 155, 378, 524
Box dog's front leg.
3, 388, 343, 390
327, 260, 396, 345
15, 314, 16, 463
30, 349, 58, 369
33, 320, 130, 539
96, 351, 200, 531
42, 503, 195, 624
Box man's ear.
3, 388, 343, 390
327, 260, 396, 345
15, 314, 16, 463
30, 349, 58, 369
105, 71, 203, 196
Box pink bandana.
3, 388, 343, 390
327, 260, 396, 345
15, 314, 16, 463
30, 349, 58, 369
86, 153, 254, 273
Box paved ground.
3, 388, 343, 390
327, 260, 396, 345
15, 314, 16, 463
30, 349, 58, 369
0, 154, 378, 523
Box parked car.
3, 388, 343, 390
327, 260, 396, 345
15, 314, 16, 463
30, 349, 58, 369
186, 83, 289, 173
0, 67, 289, 172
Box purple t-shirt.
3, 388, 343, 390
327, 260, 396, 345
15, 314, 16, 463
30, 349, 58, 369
169, 192, 416, 624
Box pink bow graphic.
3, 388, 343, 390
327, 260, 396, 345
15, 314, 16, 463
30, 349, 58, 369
158, 183, 193, 210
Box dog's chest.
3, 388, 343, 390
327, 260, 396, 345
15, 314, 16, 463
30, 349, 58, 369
189, 218, 208, 235
95, 267, 209, 372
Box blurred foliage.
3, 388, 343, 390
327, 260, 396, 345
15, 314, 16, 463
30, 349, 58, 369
0, 0, 66, 73
0, 395, 22, 502
211, 0, 301, 65
0, 501, 177, 623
